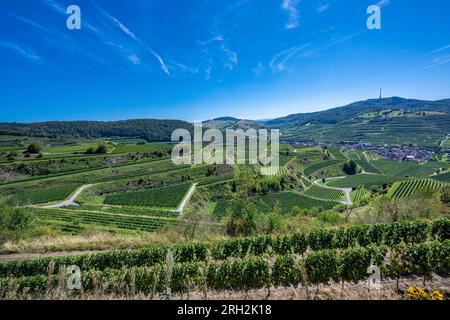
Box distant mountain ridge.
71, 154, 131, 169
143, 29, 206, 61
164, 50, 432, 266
0, 97, 448, 146
264, 97, 450, 146
264, 97, 450, 127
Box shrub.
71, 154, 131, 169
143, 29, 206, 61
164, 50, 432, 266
25, 143, 42, 154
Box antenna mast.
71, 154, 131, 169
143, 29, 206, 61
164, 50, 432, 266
379, 88, 382, 101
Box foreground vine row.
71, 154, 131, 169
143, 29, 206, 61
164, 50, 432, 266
0, 218, 448, 278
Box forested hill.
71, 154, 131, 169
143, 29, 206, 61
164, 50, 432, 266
0, 119, 193, 142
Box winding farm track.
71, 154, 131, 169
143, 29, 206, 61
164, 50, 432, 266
42, 184, 92, 208
176, 183, 197, 214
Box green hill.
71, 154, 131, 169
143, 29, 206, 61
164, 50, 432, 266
265, 97, 450, 146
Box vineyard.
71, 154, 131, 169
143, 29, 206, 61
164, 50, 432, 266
303, 185, 345, 202
104, 183, 191, 208
327, 174, 393, 188
64, 204, 180, 218
260, 166, 285, 177
0, 218, 448, 296
31, 208, 181, 233
388, 179, 448, 199
8, 184, 80, 205
303, 160, 343, 177
433, 171, 450, 183
351, 187, 370, 203
327, 147, 348, 161
354, 160, 382, 174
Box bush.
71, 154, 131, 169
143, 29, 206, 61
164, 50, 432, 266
24, 143, 42, 154
0, 206, 33, 242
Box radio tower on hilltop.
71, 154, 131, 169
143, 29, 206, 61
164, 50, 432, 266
379, 88, 382, 101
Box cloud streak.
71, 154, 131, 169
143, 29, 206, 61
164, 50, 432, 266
377, 0, 391, 8
316, 4, 330, 13
282, 0, 300, 29
0, 41, 42, 63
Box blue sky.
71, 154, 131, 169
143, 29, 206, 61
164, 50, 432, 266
0, 0, 449, 122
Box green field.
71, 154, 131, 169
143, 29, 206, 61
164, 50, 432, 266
111, 143, 173, 154
43, 144, 98, 154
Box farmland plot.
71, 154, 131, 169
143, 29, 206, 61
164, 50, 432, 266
303, 185, 345, 202
389, 179, 448, 199
104, 183, 191, 208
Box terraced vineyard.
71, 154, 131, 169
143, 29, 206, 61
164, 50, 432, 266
432, 171, 450, 183
389, 178, 448, 199
32, 208, 181, 232
303, 160, 342, 177
261, 191, 336, 212
8, 184, 80, 205
328, 147, 348, 161
259, 166, 285, 177
104, 183, 191, 208
64, 204, 180, 218
354, 160, 382, 174
351, 187, 370, 203
327, 174, 393, 188
303, 184, 345, 202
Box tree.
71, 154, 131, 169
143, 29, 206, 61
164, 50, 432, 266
343, 160, 357, 175
25, 143, 42, 154
0, 206, 32, 243
441, 187, 450, 205
226, 201, 258, 236
95, 144, 108, 154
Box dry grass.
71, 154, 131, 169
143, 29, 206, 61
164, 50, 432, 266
0, 226, 228, 260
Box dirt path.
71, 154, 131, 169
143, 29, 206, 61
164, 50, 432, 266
311, 177, 352, 205
176, 183, 197, 214
42, 184, 92, 208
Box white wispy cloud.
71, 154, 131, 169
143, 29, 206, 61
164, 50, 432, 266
377, 0, 391, 8
252, 61, 265, 77
0, 41, 42, 63
423, 54, 450, 69
9, 14, 55, 35
282, 0, 301, 29
40, 0, 66, 14
268, 31, 362, 75
128, 54, 141, 65
428, 44, 450, 55
198, 34, 239, 80
269, 44, 310, 73
316, 4, 330, 13
90, 1, 176, 75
